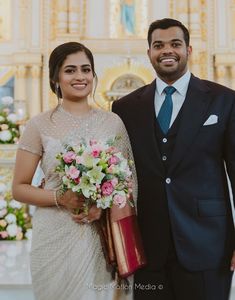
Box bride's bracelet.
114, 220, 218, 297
53, 189, 64, 209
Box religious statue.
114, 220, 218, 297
120, 0, 135, 35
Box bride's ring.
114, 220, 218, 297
82, 218, 90, 224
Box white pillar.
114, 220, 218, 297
29, 65, 41, 117
56, 0, 68, 34
14, 65, 27, 101
215, 65, 227, 86
68, 0, 79, 34
230, 66, 235, 90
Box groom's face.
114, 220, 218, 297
147, 26, 192, 84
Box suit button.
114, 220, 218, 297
162, 138, 167, 143
166, 178, 171, 184
162, 155, 167, 161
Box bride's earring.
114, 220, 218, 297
55, 83, 62, 104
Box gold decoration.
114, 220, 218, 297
215, 65, 227, 82
30, 65, 41, 79
15, 66, 27, 79
97, 61, 154, 110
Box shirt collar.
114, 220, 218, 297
155, 70, 191, 96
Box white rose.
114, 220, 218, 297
9, 199, 22, 209
1, 96, 13, 106
0, 116, 5, 122
0, 199, 7, 209
7, 113, 18, 123
0, 219, 7, 227
0, 183, 6, 194
6, 223, 17, 237
5, 213, 17, 224
0, 130, 12, 142
0, 208, 7, 218
25, 229, 32, 240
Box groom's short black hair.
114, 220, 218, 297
147, 18, 190, 47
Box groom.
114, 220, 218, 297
112, 18, 235, 300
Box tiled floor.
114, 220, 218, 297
0, 240, 235, 300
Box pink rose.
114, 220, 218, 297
0, 231, 8, 238
75, 156, 82, 164
108, 155, 119, 165
74, 177, 80, 184
106, 146, 117, 154
66, 166, 80, 179
91, 145, 102, 158
92, 150, 101, 158
101, 181, 114, 196
106, 166, 114, 174
63, 151, 76, 163
113, 194, 127, 208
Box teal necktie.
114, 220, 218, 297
157, 86, 176, 134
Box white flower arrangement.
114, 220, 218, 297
0, 96, 23, 144
0, 190, 32, 240
0, 108, 20, 144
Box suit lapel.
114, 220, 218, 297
137, 80, 165, 177
169, 75, 212, 174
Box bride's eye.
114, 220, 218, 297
65, 69, 75, 73
82, 68, 91, 73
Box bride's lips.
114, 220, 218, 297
71, 83, 87, 90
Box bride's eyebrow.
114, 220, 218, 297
64, 64, 91, 69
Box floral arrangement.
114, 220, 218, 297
0, 190, 32, 240
0, 96, 20, 144
55, 137, 134, 211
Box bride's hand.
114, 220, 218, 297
72, 204, 102, 224
58, 190, 85, 211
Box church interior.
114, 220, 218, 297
1, 0, 235, 299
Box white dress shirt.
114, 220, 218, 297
154, 70, 191, 128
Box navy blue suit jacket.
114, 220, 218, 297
112, 74, 235, 271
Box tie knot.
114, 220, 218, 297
164, 86, 176, 96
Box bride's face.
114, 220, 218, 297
58, 51, 94, 102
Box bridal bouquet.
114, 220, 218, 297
55, 137, 134, 212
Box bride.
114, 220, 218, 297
12, 42, 136, 300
